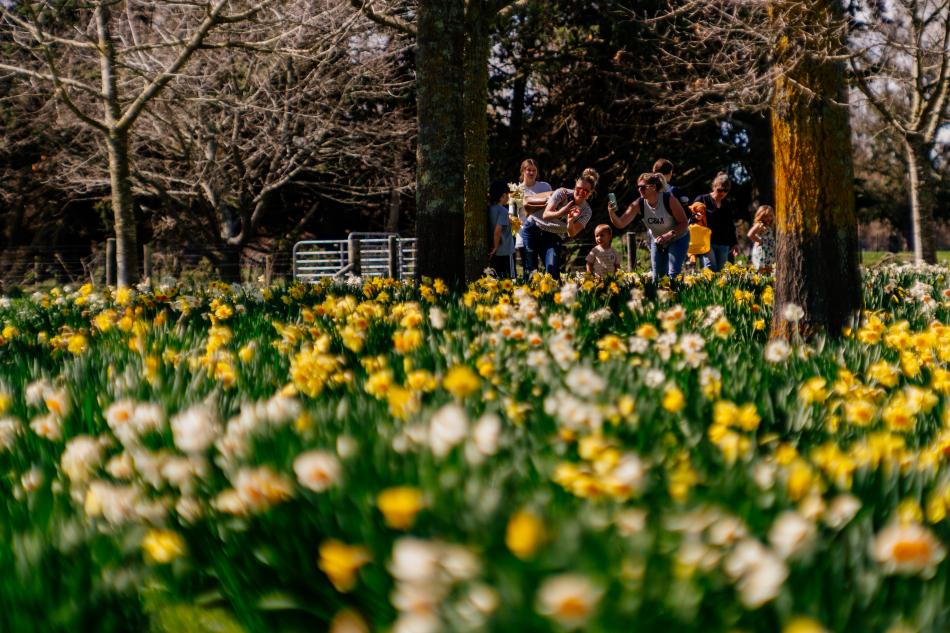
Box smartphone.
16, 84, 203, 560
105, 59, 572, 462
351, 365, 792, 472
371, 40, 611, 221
608, 193, 617, 206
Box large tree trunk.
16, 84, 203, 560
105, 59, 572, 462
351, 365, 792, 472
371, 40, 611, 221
2, 172, 26, 277
751, 111, 775, 208
463, 2, 491, 282
771, 2, 861, 338
906, 136, 938, 264
414, 0, 466, 286
98, 5, 138, 287
216, 246, 242, 283
105, 132, 140, 287
508, 69, 527, 160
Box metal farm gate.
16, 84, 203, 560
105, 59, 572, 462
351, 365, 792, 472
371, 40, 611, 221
292, 233, 416, 282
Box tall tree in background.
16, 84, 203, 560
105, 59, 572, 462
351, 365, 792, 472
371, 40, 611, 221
849, 0, 950, 264
771, 0, 862, 337
413, 0, 466, 283
353, 0, 524, 283
0, 0, 283, 286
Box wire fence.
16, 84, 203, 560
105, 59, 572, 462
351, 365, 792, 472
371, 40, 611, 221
0, 243, 294, 289
1, 233, 654, 290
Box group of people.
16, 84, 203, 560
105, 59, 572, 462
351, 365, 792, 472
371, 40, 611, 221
486, 158, 776, 282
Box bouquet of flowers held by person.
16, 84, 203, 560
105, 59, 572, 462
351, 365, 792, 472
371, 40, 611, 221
508, 183, 525, 235
507, 183, 526, 206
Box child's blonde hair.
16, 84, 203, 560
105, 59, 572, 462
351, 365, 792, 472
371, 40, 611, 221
754, 205, 774, 225
594, 224, 612, 237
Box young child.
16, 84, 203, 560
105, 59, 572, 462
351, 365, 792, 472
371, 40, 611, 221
586, 224, 621, 276
747, 205, 775, 271
487, 180, 515, 278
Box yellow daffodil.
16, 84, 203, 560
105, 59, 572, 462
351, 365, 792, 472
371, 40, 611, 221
376, 486, 424, 530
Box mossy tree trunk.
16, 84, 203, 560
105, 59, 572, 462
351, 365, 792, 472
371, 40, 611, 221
463, 1, 492, 282
358, 1, 519, 284
771, 0, 861, 338
415, 0, 466, 285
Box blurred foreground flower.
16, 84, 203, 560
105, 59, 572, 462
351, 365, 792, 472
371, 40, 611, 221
536, 573, 603, 628
377, 486, 425, 529
429, 403, 468, 458
293, 450, 342, 492
443, 366, 481, 399
506, 511, 544, 559
723, 538, 788, 609
783, 617, 828, 633
871, 521, 947, 578
142, 529, 186, 564
319, 540, 371, 592
330, 610, 370, 633
783, 303, 804, 322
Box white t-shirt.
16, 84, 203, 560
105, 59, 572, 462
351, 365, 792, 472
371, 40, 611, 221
514, 181, 552, 248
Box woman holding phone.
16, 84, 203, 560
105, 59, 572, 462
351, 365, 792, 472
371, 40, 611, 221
608, 172, 689, 281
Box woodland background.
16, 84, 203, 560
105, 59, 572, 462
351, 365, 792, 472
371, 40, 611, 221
0, 0, 946, 284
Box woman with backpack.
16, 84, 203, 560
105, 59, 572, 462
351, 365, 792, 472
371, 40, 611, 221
521, 168, 598, 281
608, 172, 690, 281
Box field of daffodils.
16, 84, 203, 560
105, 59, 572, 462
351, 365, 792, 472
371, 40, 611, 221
2, 265, 950, 633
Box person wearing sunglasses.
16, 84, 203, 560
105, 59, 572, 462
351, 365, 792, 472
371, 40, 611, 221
692, 172, 739, 272
608, 172, 690, 282
522, 168, 598, 281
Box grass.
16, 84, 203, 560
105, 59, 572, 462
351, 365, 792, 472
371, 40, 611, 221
861, 251, 950, 266
145, 597, 248, 633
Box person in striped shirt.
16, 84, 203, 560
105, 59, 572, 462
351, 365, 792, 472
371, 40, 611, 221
523, 167, 598, 281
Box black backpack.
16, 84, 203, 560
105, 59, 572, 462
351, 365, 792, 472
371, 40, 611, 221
669, 185, 688, 207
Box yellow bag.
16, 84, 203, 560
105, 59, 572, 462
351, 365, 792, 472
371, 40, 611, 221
688, 225, 711, 255
687, 202, 711, 255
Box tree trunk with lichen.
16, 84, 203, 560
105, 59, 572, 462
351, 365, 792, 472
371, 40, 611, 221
463, 3, 491, 282
415, 0, 466, 285
771, 1, 861, 338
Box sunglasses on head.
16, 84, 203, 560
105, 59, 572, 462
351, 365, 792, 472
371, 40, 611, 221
574, 187, 591, 196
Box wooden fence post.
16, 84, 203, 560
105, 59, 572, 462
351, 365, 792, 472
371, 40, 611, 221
34, 255, 45, 285
388, 236, 399, 279
349, 238, 361, 277
624, 233, 634, 272
143, 243, 153, 283
54, 252, 67, 285
106, 238, 117, 286
265, 255, 273, 285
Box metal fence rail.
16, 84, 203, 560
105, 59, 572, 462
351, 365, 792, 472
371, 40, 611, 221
293, 236, 417, 282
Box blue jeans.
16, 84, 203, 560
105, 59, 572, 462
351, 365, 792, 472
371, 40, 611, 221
522, 222, 563, 280
650, 234, 690, 281
700, 244, 731, 272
